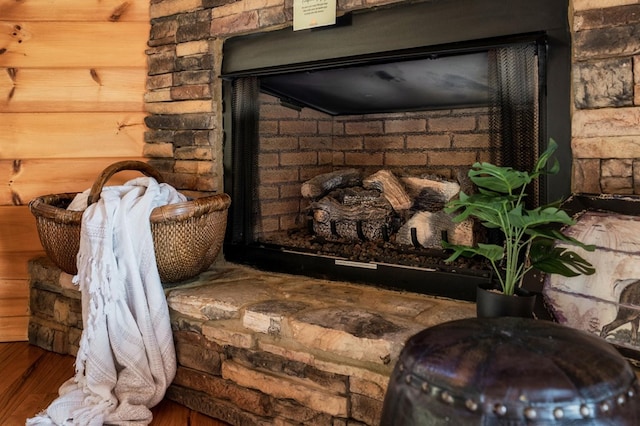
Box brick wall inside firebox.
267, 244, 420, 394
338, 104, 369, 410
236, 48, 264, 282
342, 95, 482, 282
255, 92, 491, 238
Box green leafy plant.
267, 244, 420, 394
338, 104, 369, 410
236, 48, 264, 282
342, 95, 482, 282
443, 139, 595, 296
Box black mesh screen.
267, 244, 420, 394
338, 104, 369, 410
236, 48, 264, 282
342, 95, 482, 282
231, 76, 260, 244
488, 42, 541, 206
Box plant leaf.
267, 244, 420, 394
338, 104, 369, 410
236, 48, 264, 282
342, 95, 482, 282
530, 239, 596, 276
527, 228, 596, 251
509, 206, 576, 229
468, 163, 531, 194
445, 192, 513, 228
531, 138, 559, 177
443, 242, 504, 262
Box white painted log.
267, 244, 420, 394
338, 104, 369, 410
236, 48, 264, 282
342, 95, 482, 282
396, 211, 475, 249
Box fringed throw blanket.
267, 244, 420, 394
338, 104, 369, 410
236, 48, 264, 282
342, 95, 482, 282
28, 177, 186, 425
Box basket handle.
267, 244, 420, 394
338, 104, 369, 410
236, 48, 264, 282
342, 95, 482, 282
88, 161, 165, 206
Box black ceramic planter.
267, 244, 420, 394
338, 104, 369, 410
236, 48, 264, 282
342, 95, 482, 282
476, 284, 536, 318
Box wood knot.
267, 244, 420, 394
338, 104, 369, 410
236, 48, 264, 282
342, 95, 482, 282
109, 1, 131, 22
90, 69, 102, 85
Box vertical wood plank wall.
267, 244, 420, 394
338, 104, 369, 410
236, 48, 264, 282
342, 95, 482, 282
0, 0, 150, 341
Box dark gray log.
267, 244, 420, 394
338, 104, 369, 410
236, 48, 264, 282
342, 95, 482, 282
301, 168, 362, 199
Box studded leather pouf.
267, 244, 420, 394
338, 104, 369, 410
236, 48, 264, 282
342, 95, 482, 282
380, 317, 640, 425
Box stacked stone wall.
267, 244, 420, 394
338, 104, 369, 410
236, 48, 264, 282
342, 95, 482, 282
28, 259, 82, 356
572, 0, 640, 194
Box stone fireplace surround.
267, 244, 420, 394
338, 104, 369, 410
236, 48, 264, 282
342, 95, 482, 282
138, 0, 640, 298
26, 0, 640, 425
142, 0, 640, 292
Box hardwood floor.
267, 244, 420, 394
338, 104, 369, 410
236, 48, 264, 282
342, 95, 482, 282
0, 342, 230, 426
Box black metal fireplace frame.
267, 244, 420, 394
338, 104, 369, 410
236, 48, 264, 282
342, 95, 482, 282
221, 0, 570, 301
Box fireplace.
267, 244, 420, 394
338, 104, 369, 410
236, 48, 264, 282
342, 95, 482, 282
221, 0, 570, 301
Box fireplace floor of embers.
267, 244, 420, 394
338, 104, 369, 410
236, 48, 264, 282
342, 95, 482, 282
28, 256, 476, 425
259, 228, 492, 275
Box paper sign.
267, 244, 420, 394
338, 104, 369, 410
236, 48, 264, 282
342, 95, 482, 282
293, 0, 336, 31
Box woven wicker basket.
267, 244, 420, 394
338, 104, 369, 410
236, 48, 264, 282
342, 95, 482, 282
29, 161, 231, 283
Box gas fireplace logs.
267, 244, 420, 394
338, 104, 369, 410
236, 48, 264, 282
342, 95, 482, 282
303, 169, 476, 249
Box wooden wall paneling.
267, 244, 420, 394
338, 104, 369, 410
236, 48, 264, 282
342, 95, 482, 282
0, 279, 28, 300
0, 67, 147, 113
0, 112, 146, 158
0, 251, 42, 279
0, 290, 28, 317
0, 0, 150, 22
0, 206, 44, 252
0, 68, 12, 105
0, 22, 150, 68
0, 299, 28, 317
0, 298, 28, 317
0, 0, 150, 342
0, 157, 150, 206
0, 316, 28, 342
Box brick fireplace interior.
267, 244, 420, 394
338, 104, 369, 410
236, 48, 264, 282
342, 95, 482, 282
220, 0, 570, 300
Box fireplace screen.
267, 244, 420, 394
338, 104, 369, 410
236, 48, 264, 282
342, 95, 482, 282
221, 0, 569, 301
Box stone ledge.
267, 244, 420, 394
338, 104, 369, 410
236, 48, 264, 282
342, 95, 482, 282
28, 257, 475, 425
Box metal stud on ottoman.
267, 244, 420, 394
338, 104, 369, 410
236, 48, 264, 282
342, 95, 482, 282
380, 317, 640, 425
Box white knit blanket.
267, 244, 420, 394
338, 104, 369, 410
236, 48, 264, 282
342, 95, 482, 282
27, 177, 185, 425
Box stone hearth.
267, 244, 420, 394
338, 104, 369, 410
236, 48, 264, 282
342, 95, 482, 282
28, 257, 475, 425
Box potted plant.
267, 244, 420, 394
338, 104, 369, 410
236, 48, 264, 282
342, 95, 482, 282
443, 139, 596, 317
